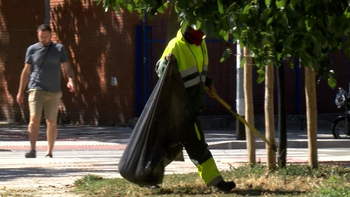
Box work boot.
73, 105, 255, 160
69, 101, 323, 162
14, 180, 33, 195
214, 180, 236, 191
25, 150, 36, 158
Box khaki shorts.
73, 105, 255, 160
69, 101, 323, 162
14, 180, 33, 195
28, 89, 62, 121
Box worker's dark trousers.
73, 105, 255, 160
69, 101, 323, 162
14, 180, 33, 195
182, 116, 223, 186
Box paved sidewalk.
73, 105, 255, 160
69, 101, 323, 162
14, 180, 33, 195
1, 124, 349, 149
0, 124, 350, 196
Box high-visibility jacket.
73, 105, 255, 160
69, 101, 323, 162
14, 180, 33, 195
155, 30, 223, 186
156, 30, 213, 113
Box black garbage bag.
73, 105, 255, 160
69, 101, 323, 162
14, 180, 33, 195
118, 55, 194, 186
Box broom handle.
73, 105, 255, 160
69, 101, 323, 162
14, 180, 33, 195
211, 92, 277, 152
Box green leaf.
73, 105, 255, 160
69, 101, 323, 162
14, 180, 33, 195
217, 0, 224, 14
127, 4, 133, 13
226, 2, 237, 14
94, 0, 102, 6
224, 32, 229, 42
297, 16, 306, 28
157, 3, 168, 14
265, 0, 271, 8
240, 57, 246, 68
290, 0, 298, 10
260, 8, 272, 21
291, 36, 303, 49
276, 10, 287, 24
305, 18, 315, 31
242, 5, 251, 15
328, 70, 337, 89
264, 34, 275, 45
133, 8, 141, 13
174, 2, 179, 13
204, 19, 214, 37
257, 68, 265, 84
327, 23, 337, 34
289, 60, 294, 69
195, 20, 202, 30
284, 34, 294, 48
299, 50, 313, 67
220, 30, 229, 42
181, 20, 189, 32
111, 0, 120, 11
176, 0, 187, 10
267, 16, 274, 26
344, 7, 350, 18
277, 52, 282, 61
232, 32, 239, 42
220, 48, 232, 62
310, 36, 321, 58
276, 0, 286, 9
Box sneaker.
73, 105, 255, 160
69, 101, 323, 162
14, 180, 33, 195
138, 185, 160, 190
25, 150, 36, 158
149, 185, 160, 190
215, 180, 236, 191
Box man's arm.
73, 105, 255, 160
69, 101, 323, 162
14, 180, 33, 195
62, 62, 75, 92
16, 63, 32, 105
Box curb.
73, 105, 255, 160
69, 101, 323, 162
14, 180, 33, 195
208, 139, 350, 149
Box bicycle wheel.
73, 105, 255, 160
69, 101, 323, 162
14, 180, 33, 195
332, 117, 350, 139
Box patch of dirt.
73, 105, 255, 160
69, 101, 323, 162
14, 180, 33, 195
0, 184, 79, 197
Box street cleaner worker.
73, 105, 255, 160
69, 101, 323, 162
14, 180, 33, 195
155, 24, 236, 192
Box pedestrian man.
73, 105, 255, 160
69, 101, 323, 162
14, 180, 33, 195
155, 24, 235, 191
16, 24, 75, 158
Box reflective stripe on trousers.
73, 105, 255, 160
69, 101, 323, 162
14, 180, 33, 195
194, 123, 223, 186
196, 157, 223, 186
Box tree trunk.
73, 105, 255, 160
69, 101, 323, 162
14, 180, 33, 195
304, 66, 318, 168
265, 63, 276, 170
244, 47, 256, 166
277, 64, 287, 168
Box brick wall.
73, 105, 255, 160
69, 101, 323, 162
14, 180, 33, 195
50, 0, 140, 125
0, 0, 45, 123
0, 0, 140, 125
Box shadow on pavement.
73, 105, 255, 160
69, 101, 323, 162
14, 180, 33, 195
0, 167, 119, 182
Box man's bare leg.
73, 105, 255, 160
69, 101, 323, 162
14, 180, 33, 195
25, 114, 41, 158
28, 115, 41, 150
46, 119, 57, 156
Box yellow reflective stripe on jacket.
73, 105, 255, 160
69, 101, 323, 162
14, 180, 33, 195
180, 66, 197, 78
184, 77, 201, 88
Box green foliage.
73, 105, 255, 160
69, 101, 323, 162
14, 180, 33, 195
74, 174, 103, 187
317, 175, 350, 197
220, 48, 232, 62
95, 0, 350, 87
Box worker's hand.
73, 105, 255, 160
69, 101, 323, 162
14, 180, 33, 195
166, 53, 172, 61
205, 85, 217, 98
